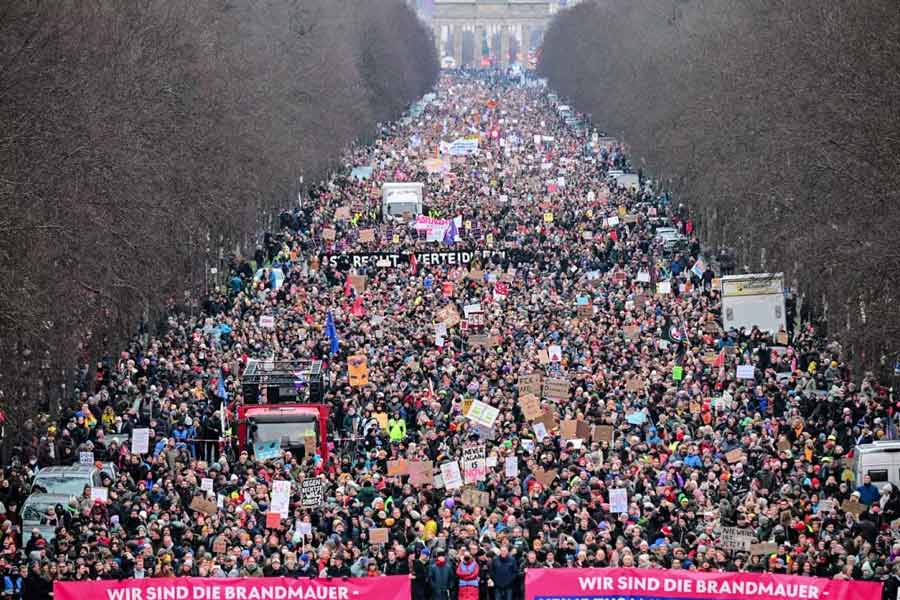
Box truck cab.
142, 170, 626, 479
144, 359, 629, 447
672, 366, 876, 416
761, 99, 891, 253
853, 441, 900, 489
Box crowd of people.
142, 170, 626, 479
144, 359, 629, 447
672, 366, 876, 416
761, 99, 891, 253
2, 71, 900, 600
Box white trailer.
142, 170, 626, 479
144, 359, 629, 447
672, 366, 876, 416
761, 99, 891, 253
720, 273, 786, 334
382, 182, 423, 222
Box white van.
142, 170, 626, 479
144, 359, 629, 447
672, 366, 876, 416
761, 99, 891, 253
853, 440, 900, 488
382, 182, 424, 222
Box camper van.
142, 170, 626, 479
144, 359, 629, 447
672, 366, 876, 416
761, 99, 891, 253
853, 441, 900, 489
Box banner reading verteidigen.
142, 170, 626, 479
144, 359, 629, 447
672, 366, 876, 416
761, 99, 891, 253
55, 575, 410, 600
525, 568, 880, 600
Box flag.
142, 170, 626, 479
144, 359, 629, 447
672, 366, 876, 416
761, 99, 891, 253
325, 311, 339, 355
713, 349, 726, 368
444, 218, 458, 246
691, 259, 706, 279
409, 252, 418, 276
216, 369, 228, 401
350, 296, 365, 318
344, 273, 353, 297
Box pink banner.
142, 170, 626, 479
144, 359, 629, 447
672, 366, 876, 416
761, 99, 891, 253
55, 575, 410, 600
525, 568, 881, 600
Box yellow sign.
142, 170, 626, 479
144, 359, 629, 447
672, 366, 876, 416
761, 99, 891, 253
543, 212, 554, 224
617, 205, 626, 218
348, 354, 369, 387
486, 233, 494, 245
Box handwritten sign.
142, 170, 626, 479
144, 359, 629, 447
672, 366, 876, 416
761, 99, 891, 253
301, 478, 325, 508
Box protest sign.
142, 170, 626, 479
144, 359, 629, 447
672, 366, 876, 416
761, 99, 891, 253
254, 440, 281, 461
519, 393, 543, 420
736, 364, 756, 380
408, 461, 433, 486
440, 461, 463, 490
323, 227, 336, 241
90, 487, 108, 503
725, 448, 747, 464
348, 354, 369, 387
841, 499, 866, 516
466, 400, 500, 428
259, 315, 275, 329
461, 488, 491, 508
80, 451, 94, 466
301, 478, 325, 508
543, 377, 569, 401
200, 478, 214, 493
505, 456, 519, 478
561, 419, 578, 440
518, 373, 542, 396
461, 445, 487, 483
468, 334, 497, 348
532, 468, 557, 488
387, 459, 409, 476
609, 488, 628, 513
359, 229, 375, 243
131, 428, 150, 454
750, 542, 779, 556
349, 275, 367, 293
335, 206, 351, 220
265, 512, 282, 530
190, 496, 217, 516
593, 425, 614, 444
720, 527, 755, 551
369, 528, 389, 545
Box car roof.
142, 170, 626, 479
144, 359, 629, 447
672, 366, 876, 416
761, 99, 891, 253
23, 493, 74, 506
34, 465, 96, 476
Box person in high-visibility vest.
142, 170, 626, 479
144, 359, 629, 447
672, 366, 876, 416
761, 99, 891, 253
388, 411, 406, 443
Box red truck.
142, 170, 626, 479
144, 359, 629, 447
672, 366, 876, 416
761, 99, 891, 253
235, 360, 330, 462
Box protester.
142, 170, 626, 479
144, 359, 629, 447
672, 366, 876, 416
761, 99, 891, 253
0, 69, 898, 600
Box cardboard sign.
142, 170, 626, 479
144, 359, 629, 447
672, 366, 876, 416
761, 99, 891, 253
469, 334, 497, 348
625, 378, 644, 393
534, 411, 558, 433
323, 228, 336, 241
348, 354, 369, 387
841, 499, 866, 516
259, 315, 275, 329
518, 374, 542, 396
543, 377, 570, 401
561, 419, 578, 440
80, 451, 95, 466
335, 206, 351, 220
725, 448, 746, 464
577, 305, 593, 319
190, 496, 218, 516
369, 527, 389, 545
408, 461, 434, 486
90, 487, 109, 503
537, 348, 550, 365
750, 542, 779, 556
266, 512, 282, 530
303, 435, 317, 458
720, 527, 754, 551
702, 352, 719, 365
359, 229, 376, 243
519, 394, 543, 421
776, 331, 789, 345
462, 488, 491, 508
532, 468, 557, 488
623, 325, 640, 340
593, 425, 614, 444
387, 459, 409, 476
300, 478, 325, 508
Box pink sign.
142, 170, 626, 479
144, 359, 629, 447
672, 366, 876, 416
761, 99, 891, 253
56, 575, 411, 600
525, 568, 880, 600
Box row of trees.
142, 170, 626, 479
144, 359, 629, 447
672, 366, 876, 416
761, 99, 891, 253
539, 0, 900, 372
0, 1, 437, 422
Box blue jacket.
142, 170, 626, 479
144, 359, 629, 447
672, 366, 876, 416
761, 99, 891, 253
857, 483, 880, 505
490, 555, 518, 589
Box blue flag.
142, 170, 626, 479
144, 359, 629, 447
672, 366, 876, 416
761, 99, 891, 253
444, 218, 458, 246
216, 369, 228, 401
326, 311, 339, 355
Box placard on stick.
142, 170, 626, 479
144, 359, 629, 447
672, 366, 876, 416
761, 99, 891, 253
369, 528, 389, 545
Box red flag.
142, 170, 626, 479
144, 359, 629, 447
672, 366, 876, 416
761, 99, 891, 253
713, 349, 726, 368
351, 296, 365, 317
409, 253, 418, 276
344, 273, 353, 298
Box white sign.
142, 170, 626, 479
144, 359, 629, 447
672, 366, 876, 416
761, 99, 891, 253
505, 456, 519, 478
201, 478, 214, 493
259, 315, 275, 329
461, 445, 487, 484
548, 345, 562, 362
271, 480, 292, 517
440, 461, 463, 490
610, 488, 628, 514
736, 365, 756, 380
463, 303, 482, 317
79, 451, 94, 466
131, 428, 150, 454
533, 421, 548, 442
466, 400, 500, 429
657, 281, 671, 295
91, 487, 109, 503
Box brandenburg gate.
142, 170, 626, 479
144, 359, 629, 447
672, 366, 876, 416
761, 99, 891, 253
432, 0, 552, 68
